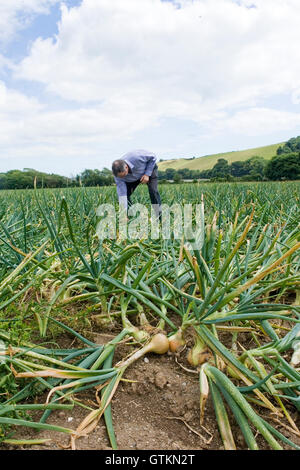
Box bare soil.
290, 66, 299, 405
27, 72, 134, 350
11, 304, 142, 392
1, 326, 299, 452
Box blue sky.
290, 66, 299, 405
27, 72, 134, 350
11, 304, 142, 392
1, 0, 300, 176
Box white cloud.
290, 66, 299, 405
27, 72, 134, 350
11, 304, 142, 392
16, 1, 300, 116
213, 107, 300, 136
0, 0, 60, 44
0, 81, 44, 145
0, 81, 42, 114
2, 0, 300, 173
0, 80, 157, 166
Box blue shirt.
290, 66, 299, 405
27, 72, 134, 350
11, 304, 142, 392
114, 149, 157, 208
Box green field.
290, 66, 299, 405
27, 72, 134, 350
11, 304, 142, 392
0, 182, 299, 450
158, 142, 283, 171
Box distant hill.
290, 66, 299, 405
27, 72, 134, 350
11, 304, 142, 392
158, 142, 284, 171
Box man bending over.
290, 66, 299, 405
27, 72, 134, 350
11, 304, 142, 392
112, 149, 162, 218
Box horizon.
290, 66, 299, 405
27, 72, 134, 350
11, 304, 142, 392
0, 138, 286, 177
1, 1, 300, 177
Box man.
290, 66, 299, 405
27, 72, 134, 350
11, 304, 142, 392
112, 149, 162, 218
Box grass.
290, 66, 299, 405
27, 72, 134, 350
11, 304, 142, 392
0, 181, 299, 450
158, 142, 283, 171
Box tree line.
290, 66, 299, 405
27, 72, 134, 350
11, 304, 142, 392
0, 168, 114, 190
276, 136, 300, 155
1, 137, 300, 190
159, 152, 300, 182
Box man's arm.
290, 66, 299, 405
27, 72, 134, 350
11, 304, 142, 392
114, 177, 128, 209
144, 154, 157, 176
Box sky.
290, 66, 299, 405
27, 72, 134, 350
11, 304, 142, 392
1, 0, 300, 177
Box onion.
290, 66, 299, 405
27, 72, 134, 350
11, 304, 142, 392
199, 365, 209, 425
148, 333, 170, 355
132, 328, 150, 343
117, 333, 169, 369
168, 329, 185, 352
187, 336, 210, 367
291, 338, 300, 366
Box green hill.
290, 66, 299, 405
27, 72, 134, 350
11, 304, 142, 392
158, 142, 283, 172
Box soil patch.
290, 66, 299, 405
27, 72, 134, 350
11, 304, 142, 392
1, 328, 299, 451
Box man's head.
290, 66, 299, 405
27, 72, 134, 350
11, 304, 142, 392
112, 160, 129, 178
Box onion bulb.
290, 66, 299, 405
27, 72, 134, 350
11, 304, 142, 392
116, 333, 169, 370
168, 329, 185, 352
291, 337, 300, 366
148, 333, 170, 355
187, 336, 210, 367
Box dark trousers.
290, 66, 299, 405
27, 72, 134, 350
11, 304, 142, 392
126, 165, 161, 216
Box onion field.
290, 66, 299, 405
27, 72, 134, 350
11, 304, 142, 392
0, 181, 300, 450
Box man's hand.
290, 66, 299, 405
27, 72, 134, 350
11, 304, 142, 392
140, 174, 149, 184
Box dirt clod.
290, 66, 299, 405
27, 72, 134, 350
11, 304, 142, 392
154, 371, 168, 389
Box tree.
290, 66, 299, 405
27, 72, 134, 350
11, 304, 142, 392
211, 158, 230, 178
0, 169, 74, 190
265, 153, 300, 180
0, 173, 7, 190
247, 156, 266, 176
79, 169, 114, 187
163, 168, 177, 180
178, 168, 191, 179
277, 136, 300, 155
173, 173, 182, 184
199, 169, 212, 179
230, 160, 249, 177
